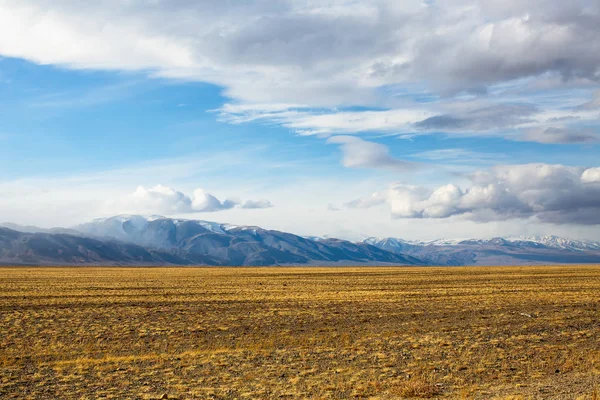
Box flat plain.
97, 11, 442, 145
0, 266, 599, 399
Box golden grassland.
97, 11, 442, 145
0, 266, 599, 399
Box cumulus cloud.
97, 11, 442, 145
582, 167, 600, 184
411, 1, 600, 93
348, 164, 600, 224
127, 185, 197, 213
189, 188, 238, 212
121, 185, 271, 214
326, 136, 416, 171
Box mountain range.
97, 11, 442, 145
363, 236, 600, 266
1, 215, 599, 266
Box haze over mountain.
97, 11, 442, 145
1, 216, 599, 266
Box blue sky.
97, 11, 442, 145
1, 1, 599, 240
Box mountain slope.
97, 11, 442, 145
75, 216, 422, 266
0, 227, 220, 266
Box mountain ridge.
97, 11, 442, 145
363, 236, 600, 266
363, 235, 600, 252
0, 216, 421, 266
2, 215, 600, 266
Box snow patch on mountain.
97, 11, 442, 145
506, 236, 600, 252
363, 235, 600, 252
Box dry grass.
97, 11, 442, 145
391, 375, 440, 398
0, 265, 599, 399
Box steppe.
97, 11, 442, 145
0, 266, 599, 399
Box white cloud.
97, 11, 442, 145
284, 109, 434, 136
326, 136, 415, 171
189, 188, 238, 212
217, 99, 600, 143
0, 0, 597, 148
582, 167, 600, 184
217, 104, 435, 137
2, 1, 599, 112
129, 185, 197, 213
348, 164, 600, 224
118, 185, 272, 214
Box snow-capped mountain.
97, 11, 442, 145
2, 215, 600, 266
505, 236, 600, 252
365, 235, 600, 252
363, 237, 468, 248
77, 215, 261, 240
69, 215, 421, 266
363, 235, 600, 266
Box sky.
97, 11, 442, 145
0, 0, 599, 241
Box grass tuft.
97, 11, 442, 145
391, 376, 440, 398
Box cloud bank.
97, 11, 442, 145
2, 1, 599, 101
121, 185, 272, 214
0, 0, 598, 150
348, 164, 600, 224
